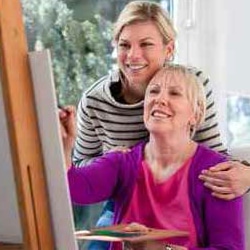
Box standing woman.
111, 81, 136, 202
73, 1, 250, 198
72, 0, 250, 248
73, 1, 226, 165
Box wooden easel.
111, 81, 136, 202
0, 0, 55, 249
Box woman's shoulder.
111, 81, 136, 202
192, 144, 228, 170
78, 70, 119, 108
186, 66, 212, 91
186, 66, 208, 81
83, 70, 118, 95
188, 144, 228, 192
97, 141, 146, 164
84, 75, 110, 97
111, 140, 146, 164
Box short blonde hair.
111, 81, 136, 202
149, 64, 206, 137
113, 1, 176, 45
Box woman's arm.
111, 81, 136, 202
67, 153, 121, 205
59, 105, 136, 208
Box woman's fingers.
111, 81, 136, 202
199, 173, 229, 186
211, 192, 236, 201
58, 105, 77, 167
203, 180, 232, 194
59, 106, 76, 137
202, 161, 233, 173
124, 222, 150, 232
60, 123, 67, 138
199, 161, 250, 199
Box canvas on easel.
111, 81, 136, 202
0, 2, 78, 248
28, 49, 78, 250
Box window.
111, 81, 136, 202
22, 0, 173, 107
227, 93, 250, 147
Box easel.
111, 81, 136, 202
0, 0, 55, 249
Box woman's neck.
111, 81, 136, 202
121, 86, 144, 104
145, 136, 197, 180
119, 74, 145, 104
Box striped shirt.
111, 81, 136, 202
73, 68, 227, 166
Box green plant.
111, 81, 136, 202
22, 0, 113, 105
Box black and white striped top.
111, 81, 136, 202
73, 68, 227, 166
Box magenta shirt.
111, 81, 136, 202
68, 141, 245, 249
121, 158, 197, 247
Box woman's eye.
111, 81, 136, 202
118, 43, 130, 49
170, 91, 181, 96
141, 42, 154, 47
149, 88, 159, 94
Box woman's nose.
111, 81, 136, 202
155, 92, 168, 105
127, 45, 142, 59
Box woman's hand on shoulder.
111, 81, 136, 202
199, 161, 250, 200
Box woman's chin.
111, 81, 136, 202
149, 125, 172, 136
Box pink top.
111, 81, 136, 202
121, 158, 197, 247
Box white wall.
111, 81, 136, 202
223, 0, 250, 96
175, 0, 250, 93
175, 0, 250, 142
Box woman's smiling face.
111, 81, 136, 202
116, 21, 174, 100
143, 69, 196, 137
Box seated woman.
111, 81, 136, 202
60, 65, 244, 250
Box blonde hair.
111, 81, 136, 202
113, 1, 176, 45
149, 64, 206, 137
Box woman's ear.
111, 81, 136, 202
165, 40, 175, 61
188, 112, 198, 138
189, 114, 197, 127
189, 106, 201, 127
